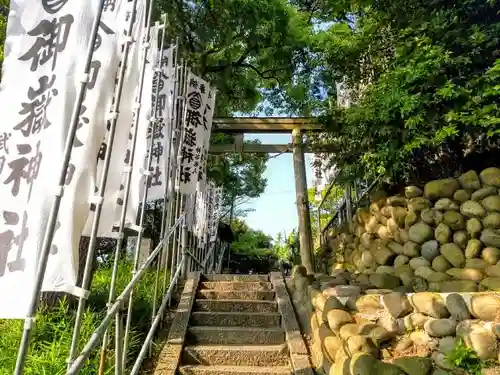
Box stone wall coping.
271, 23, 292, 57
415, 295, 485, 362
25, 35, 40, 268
313, 291, 500, 322
153, 272, 201, 375
270, 272, 315, 375
319, 285, 500, 310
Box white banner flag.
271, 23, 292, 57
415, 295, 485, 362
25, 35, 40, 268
196, 88, 216, 192
312, 154, 338, 201
200, 187, 212, 249
210, 185, 223, 241
0, 0, 123, 318
204, 182, 215, 242
194, 189, 205, 240
112, 23, 158, 231
83, 0, 145, 237
178, 71, 209, 194
312, 154, 326, 201
147, 46, 176, 201
185, 193, 196, 228
195, 188, 210, 249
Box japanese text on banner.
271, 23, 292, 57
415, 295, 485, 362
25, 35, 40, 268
0, 0, 123, 318
147, 46, 176, 201
196, 88, 216, 192
178, 71, 209, 194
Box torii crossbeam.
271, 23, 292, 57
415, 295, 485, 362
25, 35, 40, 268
209, 117, 328, 154
212, 116, 321, 132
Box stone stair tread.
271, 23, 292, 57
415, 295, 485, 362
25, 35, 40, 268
191, 311, 280, 317
193, 310, 281, 316
190, 325, 283, 333
187, 325, 285, 345
194, 299, 278, 313
200, 281, 273, 291
178, 365, 291, 375
197, 289, 275, 301
197, 289, 275, 293
184, 344, 287, 351
190, 311, 281, 327
182, 344, 289, 365
195, 298, 277, 305
204, 274, 269, 282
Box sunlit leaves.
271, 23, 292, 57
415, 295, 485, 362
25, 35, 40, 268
310, 0, 500, 183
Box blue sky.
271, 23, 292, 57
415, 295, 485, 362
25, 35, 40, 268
241, 133, 313, 239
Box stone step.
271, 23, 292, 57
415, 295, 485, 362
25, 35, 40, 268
194, 299, 277, 313
203, 274, 269, 282
182, 345, 289, 366
191, 311, 281, 328
197, 290, 275, 301
200, 281, 273, 291
187, 326, 285, 345
178, 365, 291, 375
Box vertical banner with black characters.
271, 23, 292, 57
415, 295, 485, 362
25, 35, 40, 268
0, 0, 124, 318
177, 71, 210, 194
147, 45, 176, 201
194, 189, 206, 242
210, 185, 223, 241
196, 88, 216, 192
312, 154, 326, 201
113, 23, 158, 230
193, 181, 223, 247
84, 0, 146, 236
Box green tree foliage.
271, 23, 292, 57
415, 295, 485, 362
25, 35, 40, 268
0, 0, 8, 72
292, 0, 500, 184
154, 0, 313, 116
307, 185, 344, 247
229, 217, 249, 236
226, 218, 281, 272
231, 230, 272, 255
230, 218, 273, 256
272, 230, 299, 262
209, 134, 268, 213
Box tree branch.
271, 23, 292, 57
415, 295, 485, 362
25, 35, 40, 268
239, 63, 289, 83
204, 47, 255, 73
202, 47, 222, 57
219, 198, 251, 220
200, 47, 222, 73
205, 57, 288, 85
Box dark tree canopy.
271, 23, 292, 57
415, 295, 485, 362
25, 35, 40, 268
224, 218, 279, 273
154, 0, 313, 116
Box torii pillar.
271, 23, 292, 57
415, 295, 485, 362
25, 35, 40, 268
292, 128, 314, 274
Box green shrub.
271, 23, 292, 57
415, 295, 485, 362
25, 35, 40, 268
0, 262, 169, 375
445, 338, 483, 375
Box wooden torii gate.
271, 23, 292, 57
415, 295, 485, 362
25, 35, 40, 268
209, 117, 325, 274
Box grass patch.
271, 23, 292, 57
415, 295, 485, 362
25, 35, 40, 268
0, 262, 169, 375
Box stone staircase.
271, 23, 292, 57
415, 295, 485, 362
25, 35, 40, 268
177, 274, 292, 375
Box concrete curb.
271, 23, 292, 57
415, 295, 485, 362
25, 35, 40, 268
153, 272, 201, 375
270, 272, 315, 375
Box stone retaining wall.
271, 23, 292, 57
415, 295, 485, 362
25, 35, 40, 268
325, 167, 500, 293
288, 266, 500, 375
